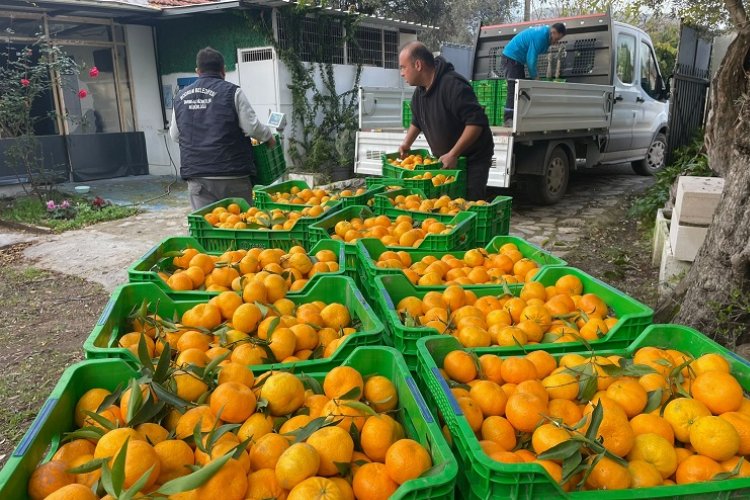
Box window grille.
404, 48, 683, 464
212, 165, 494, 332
384, 30, 398, 69
348, 26, 382, 67
240, 48, 274, 63
277, 15, 344, 64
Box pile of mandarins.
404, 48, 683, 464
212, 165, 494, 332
397, 273, 619, 348
202, 203, 333, 230
27, 365, 433, 499
330, 214, 459, 247
385, 193, 490, 215
386, 153, 438, 170
375, 243, 541, 286
437, 344, 750, 491
263, 186, 368, 206
162, 245, 339, 293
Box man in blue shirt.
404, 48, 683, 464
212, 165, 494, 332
501, 22, 566, 126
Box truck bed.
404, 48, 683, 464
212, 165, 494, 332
354, 80, 613, 187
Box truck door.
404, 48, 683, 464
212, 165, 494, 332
631, 39, 667, 152
607, 31, 639, 152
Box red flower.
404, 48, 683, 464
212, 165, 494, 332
78, 89, 88, 99
88, 67, 99, 78
20, 78, 30, 87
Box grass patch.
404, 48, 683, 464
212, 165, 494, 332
0, 193, 139, 232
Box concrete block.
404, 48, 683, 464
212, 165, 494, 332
659, 238, 692, 297
669, 221, 708, 262
673, 176, 724, 226
652, 209, 669, 267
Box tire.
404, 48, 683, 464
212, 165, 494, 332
632, 133, 667, 176
527, 146, 570, 205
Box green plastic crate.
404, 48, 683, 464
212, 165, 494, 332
382, 149, 442, 178
471, 79, 508, 126
0, 359, 141, 500
307, 205, 476, 277
128, 236, 347, 297
355, 236, 567, 308
366, 169, 466, 199
84, 276, 384, 373
416, 325, 750, 499
372, 187, 512, 245
403, 99, 412, 129
0, 346, 457, 500
373, 266, 653, 370
252, 133, 287, 186
254, 180, 384, 210
187, 197, 341, 252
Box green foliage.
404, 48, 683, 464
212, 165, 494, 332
0, 193, 139, 232
628, 134, 714, 225
245, 7, 361, 179
709, 289, 750, 349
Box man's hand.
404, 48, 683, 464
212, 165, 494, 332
398, 143, 411, 159
439, 152, 458, 170
266, 136, 277, 149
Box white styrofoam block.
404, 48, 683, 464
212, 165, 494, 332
659, 237, 692, 296
673, 176, 725, 226
669, 221, 709, 262
652, 209, 669, 267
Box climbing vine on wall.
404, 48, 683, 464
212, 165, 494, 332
246, 6, 363, 178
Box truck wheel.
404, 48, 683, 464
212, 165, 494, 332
632, 133, 667, 176
528, 146, 570, 205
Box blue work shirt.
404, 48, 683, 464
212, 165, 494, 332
502, 26, 551, 79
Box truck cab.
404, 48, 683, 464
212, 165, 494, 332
354, 13, 670, 204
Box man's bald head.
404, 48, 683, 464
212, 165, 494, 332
399, 41, 435, 87
400, 41, 435, 68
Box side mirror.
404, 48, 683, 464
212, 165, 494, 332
660, 75, 672, 101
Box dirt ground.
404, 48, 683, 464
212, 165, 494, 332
561, 194, 660, 309
0, 243, 108, 466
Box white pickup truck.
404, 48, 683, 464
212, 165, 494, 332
354, 12, 670, 204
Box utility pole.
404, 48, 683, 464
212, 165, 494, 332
524, 0, 531, 21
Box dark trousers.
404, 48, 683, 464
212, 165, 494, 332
466, 157, 492, 201
187, 176, 253, 209
502, 56, 526, 121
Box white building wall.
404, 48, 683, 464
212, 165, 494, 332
125, 24, 177, 177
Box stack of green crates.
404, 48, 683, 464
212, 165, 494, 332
471, 79, 508, 126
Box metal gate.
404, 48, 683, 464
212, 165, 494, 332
667, 24, 713, 163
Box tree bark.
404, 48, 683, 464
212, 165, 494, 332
670, 9, 750, 346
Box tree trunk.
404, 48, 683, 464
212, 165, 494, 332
669, 20, 750, 347
524, 0, 531, 21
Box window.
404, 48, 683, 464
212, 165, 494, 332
384, 30, 398, 69
348, 26, 382, 66
616, 33, 635, 84
640, 41, 661, 99
0, 13, 136, 135
277, 15, 345, 64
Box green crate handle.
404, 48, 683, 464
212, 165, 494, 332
142, 244, 160, 262
14, 398, 57, 457
727, 350, 750, 369
433, 367, 463, 415
406, 376, 434, 424
97, 300, 116, 327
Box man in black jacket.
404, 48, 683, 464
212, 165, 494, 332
398, 42, 494, 201
170, 47, 276, 209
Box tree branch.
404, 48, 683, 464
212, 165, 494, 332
725, 0, 749, 29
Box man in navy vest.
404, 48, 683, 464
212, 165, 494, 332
501, 23, 566, 126
170, 47, 275, 209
